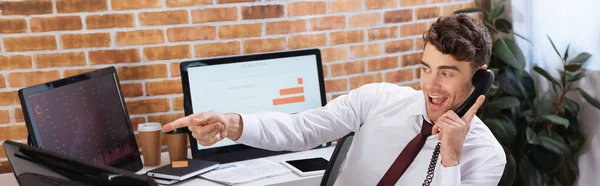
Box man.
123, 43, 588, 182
163, 14, 506, 185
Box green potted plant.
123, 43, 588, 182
455, 1, 599, 185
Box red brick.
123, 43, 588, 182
330, 30, 364, 45
0, 19, 27, 34
167, 26, 216, 42
242, 5, 284, 20
433, 0, 451, 3
325, 78, 348, 92
401, 0, 428, 6
144, 45, 190, 61
368, 57, 398, 71
4, 36, 57, 52
288, 34, 327, 49
0, 91, 19, 106
111, 0, 161, 10
330, 61, 365, 76
56, 0, 107, 13
166, 0, 211, 7
350, 43, 382, 58
0, 55, 32, 70
384, 9, 413, 23
243, 38, 286, 54
385, 69, 414, 83
125, 98, 170, 115
349, 13, 381, 28
8, 71, 61, 87
368, 26, 398, 41
31, 16, 82, 32
195, 41, 241, 57
35, 52, 86, 68
464, 2, 477, 8
323, 65, 329, 77
416, 7, 440, 20
116, 30, 164, 46
443, 4, 464, 16
173, 97, 184, 110
266, 20, 307, 35
129, 117, 146, 132
14, 108, 24, 122
60, 33, 110, 49
64, 68, 98, 77
0, 110, 9, 124
406, 81, 421, 90
401, 22, 428, 37
310, 16, 346, 31
146, 80, 183, 96
385, 39, 414, 53
149, 113, 185, 127
86, 14, 135, 29
121, 83, 144, 97
0, 125, 29, 141
0, 75, 5, 88
89, 49, 140, 64
171, 62, 181, 77
219, 23, 262, 39
139, 10, 189, 26
218, 0, 257, 3
117, 64, 168, 80
365, 0, 397, 9
402, 52, 423, 67
328, 0, 362, 13
350, 74, 383, 89
288, 1, 326, 17
415, 67, 421, 78
192, 7, 237, 23
322, 47, 347, 62
416, 38, 425, 50
0, 0, 53, 15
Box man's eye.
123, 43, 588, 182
422, 67, 430, 72
442, 72, 453, 77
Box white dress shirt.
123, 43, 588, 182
236, 82, 506, 186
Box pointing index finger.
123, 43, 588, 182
462, 95, 485, 123
162, 113, 207, 132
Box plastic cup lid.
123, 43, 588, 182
137, 122, 162, 132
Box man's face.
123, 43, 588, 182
419, 43, 481, 122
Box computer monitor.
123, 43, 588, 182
180, 48, 329, 163
17, 67, 143, 172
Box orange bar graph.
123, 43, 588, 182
298, 78, 303, 85
273, 95, 305, 105
279, 87, 304, 96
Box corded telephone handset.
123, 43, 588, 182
421, 69, 494, 186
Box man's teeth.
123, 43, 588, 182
429, 95, 441, 99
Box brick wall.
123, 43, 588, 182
0, 0, 475, 172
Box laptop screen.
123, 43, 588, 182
25, 72, 135, 165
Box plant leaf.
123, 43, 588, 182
526, 127, 541, 145
493, 38, 526, 69
563, 43, 571, 61
547, 35, 563, 60
489, 4, 505, 20
563, 97, 580, 114
533, 92, 554, 117
484, 21, 500, 34
483, 116, 517, 146
579, 88, 600, 110
567, 132, 585, 154
556, 158, 578, 186
538, 134, 571, 155
542, 115, 570, 127
569, 52, 592, 64
454, 8, 486, 14
532, 146, 563, 172
567, 72, 585, 82
514, 32, 533, 45
498, 152, 516, 186
533, 66, 559, 86
487, 96, 521, 110
565, 63, 582, 72
519, 157, 544, 186
495, 18, 512, 33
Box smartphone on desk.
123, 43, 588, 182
281, 157, 329, 177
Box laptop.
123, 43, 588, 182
2, 140, 158, 186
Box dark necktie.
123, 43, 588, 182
377, 117, 433, 186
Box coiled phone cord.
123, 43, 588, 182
422, 142, 441, 186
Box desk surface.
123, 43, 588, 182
0, 146, 335, 186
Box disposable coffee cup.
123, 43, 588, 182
138, 122, 162, 166
165, 128, 188, 162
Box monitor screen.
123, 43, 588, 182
25, 73, 136, 165
187, 54, 323, 150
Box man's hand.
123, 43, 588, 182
432, 95, 485, 167
162, 111, 244, 146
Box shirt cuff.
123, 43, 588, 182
438, 163, 461, 185
234, 113, 261, 145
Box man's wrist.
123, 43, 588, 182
441, 155, 460, 167
226, 113, 243, 141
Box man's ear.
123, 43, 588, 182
481, 64, 488, 70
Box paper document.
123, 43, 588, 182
200, 158, 291, 185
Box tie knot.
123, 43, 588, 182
421, 119, 433, 136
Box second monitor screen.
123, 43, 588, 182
187, 55, 323, 150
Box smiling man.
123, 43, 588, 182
163, 14, 506, 186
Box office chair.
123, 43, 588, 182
320, 132, 355, 186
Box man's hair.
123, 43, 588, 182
423, 14, 492, 68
